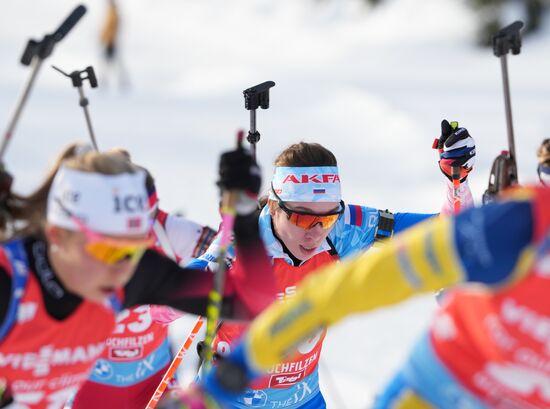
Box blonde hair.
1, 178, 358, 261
537, 139, 550, 166
0, 144, 139, 241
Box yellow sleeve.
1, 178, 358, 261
247, 216, 466, 370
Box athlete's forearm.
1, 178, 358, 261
440, 178, 474, 215
124, 251, 216, 314
125, 212, 273, 319
393, 212, 434, 233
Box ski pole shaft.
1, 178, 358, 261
0, 59, 43, 162
201, 132, 243, 369
499, 54, 517, 167
0, 5, 87, 163
249, 110, 257, 160
452, 166, 461, 213
145, 315, 205, 409
201, 194, 236, 369
77, 86, 99, 151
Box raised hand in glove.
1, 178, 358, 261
217, 130, 261, 216
432, 120, 476, 182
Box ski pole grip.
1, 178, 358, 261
53, 5, 87, 43
243, 81, 275, 111
452, 166, 460, 180
86, 66, 98, 88
493, 21, 523, 57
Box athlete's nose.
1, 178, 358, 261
305, 223, 325, 239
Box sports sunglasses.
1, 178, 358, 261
271, 184, 345, 230
55, 199, 152, 265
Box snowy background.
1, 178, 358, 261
1, 0, 549, 407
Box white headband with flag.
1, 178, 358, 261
47, 166, 151, 236
269, 166, 342, 203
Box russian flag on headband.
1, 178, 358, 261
348, 205, 363, 226
313, 189, 326, 194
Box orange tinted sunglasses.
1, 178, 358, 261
271, 185, 345, 230
84, 238, 149, 266
56, 199, 153, 265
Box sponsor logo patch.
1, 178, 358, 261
268, 370, 305, 387
109, 346, 143, 361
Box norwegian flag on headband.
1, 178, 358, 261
127, 217, 142, 229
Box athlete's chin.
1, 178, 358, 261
87, 291, 112, 304
78, 287, 119, 304
297, 244, 320, 260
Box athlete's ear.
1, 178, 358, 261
44, 224, 72, 247
267, 199, 278, 217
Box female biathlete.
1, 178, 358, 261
184, 183, 550, 409
190, 120, 476, 409
70, 151, 217, 409
0, 143, 272, 409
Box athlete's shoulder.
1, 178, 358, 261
329, 204, 379, 257
340, 204, 379, 228
165, 213, 202, 232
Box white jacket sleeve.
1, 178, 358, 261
440, 178, 474, 215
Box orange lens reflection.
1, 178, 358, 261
85, 240, 149, 265
288, 213, 339, 230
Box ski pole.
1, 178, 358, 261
452, 166, 461, 213
200, 131, 244, 369
243, 81, 275, 160
145, 315, 205, 409
52, 65, 100, 151
447, 120, 461, 213
0, 5, 87, 162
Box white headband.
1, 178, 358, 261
47, 166, 151, 236
269, 166, 342, 203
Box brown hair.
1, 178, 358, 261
537, 139, 550, 166
262, 142, 338, 209
273, 142, 337, 168
0, 144, 138, 241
